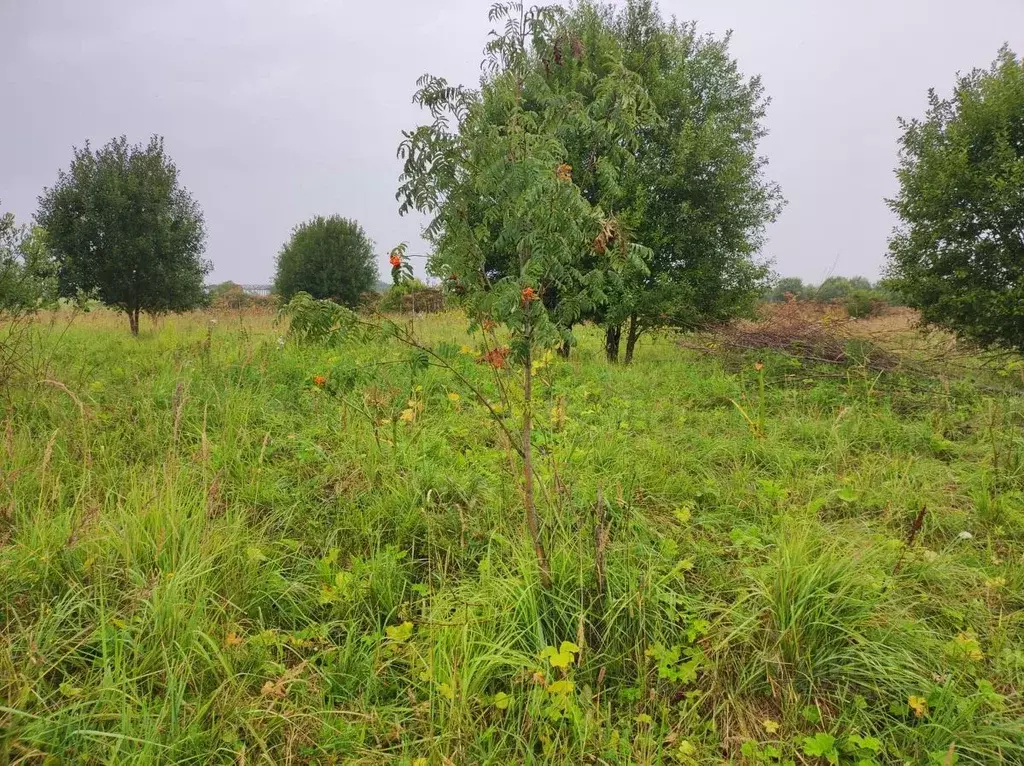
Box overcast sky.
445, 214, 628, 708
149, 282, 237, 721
3, 1, 1023, 284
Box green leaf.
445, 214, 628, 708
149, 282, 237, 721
384, 621, 414, 642
836, 487, 859, 503
802, 733, 838, 762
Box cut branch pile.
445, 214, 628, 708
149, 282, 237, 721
694, 299, 902, 372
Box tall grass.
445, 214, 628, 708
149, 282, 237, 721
0, 308, 1021, 763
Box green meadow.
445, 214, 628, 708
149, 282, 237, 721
1, 309, 1021, 764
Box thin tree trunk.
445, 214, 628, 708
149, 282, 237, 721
624, 314, 640, 364
604, 324, 621, 363
128, 308, 140, 336
556, 322, 573, 358
522, 340, 551, 588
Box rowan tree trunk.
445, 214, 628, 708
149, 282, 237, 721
624, 314, 640, 364
605, 324, 621, 363
522, 339, 551, 588
128, 308, 140, 336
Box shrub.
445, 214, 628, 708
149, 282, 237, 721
274, 216, 378, 308
845, 289, 883, 319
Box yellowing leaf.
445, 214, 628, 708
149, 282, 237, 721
399, 408, 416, 423
548, 651, 574, 669
947, 631, 984, 662
437, 681, 454, 700
673, 507, 692, 524
559, 640, 580, 655
908, 695, 928, 718
547, 679, 574, 695
493, 691, 510, 709
385, 621, 414, 642
762, 718, 779, 734
225, 631, 244, 647
447, 392, 460, 402
459, 345, 473, 355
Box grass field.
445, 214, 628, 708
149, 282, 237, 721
1, 308, 1022, 764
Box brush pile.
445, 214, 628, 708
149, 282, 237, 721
700, 297, 902, 371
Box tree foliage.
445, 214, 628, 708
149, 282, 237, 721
397, 2, 649, 358
274, 216, 378, 308
36, 136, 208, 334
404, 1, 781, 362
886, 47, 1024, 351
397, 1, 653, 584
595, 1, 782, 361
0, 204, 57, 313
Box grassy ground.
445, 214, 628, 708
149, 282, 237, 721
0, 308, 1021, 764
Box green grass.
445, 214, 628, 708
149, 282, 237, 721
0, 308, 1021, 764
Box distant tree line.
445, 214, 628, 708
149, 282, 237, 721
3, 34, 1024, 353
763, 275, 904, 317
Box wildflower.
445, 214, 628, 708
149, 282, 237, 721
389, 253, 402, 268
521, 286, 538, 305
908, 695, 928, 718
313, 375, 327, 387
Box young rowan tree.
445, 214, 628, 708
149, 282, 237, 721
397, 1, 650, 583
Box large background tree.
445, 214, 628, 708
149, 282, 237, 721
273, 216, 378, 307
37, 136, 208, 334
887, 47, 1024, 352
417, 0, 781, 363
591, 0, 782, 362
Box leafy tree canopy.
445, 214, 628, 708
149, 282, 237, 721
0, 205, 58, 313
593, 0, 782, 360
886, 47, 1024, 351
36, 135, 208, 334
401, 0, 781, 362
274, 216, 378, 308
398, 2, 650, 358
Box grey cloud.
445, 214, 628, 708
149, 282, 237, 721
2, 0, 1022, 283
